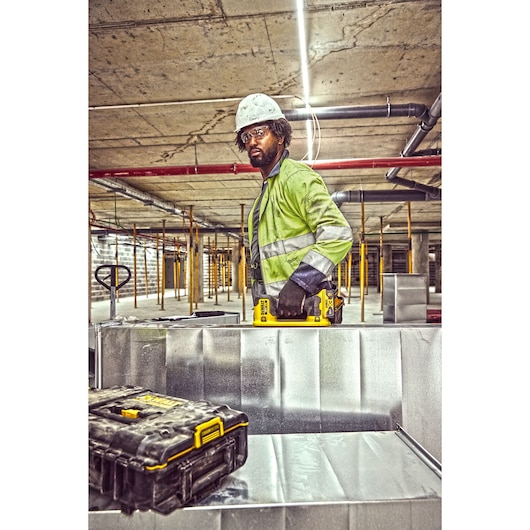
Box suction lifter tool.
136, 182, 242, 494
253, 288, 344, 327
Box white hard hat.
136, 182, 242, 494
234, 93, 286, 133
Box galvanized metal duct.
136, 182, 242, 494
89, 431, 441, 529
90, 177, 234, 234
331, 189, 441, 208
91, 224, 247, 236
94, 324, 442, 462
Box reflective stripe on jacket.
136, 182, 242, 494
248, 156, 353, 297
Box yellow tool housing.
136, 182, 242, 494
253, 288, 343, 327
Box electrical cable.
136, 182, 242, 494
293, 95, 322, 164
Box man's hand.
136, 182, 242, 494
277, 279, 306, 317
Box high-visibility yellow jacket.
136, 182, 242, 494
248, 154, 353, 298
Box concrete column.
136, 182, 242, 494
412, 231, 429, 275
434, 244, 442, 293
412, 230, 429, 303
231, 242, 243, 295
382, 244, 393, 273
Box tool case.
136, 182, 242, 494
89, 385, 248, 515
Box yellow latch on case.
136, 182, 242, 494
194, 417, 224, 448
121, 408, 140, 419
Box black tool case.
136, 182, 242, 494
89, 385, 248, 515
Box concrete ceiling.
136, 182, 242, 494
89, 0, 441, 249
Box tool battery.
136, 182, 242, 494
89, 385, 248, 515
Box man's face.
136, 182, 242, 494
242, 124, 282, 168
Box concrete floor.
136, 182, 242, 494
89, 286, 442, 326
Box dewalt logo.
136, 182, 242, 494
134, 394, 182, 409
260, 298, 268, 316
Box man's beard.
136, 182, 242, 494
248, 145, 278, 168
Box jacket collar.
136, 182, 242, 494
266, 149, 289, 180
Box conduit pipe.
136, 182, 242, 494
91, 178, 217, 228
91, 225, 246, 236
386, 93, 442, 187
89, 155, 440, 179
90, 178, 245, 240
283, 103, 428, 122
91, 185, 439, 237
331, 189, 441, 208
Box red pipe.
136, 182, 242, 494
89, 155, 441, 179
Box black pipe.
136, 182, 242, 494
386, 93, 442, 182
331, 189, 441, 207
384, 177, 441, 200
284, 99, 442, 201
284, 103, 427, 122
409, 148, 441, 157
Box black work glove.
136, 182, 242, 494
277, 279, 307, 317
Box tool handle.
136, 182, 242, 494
95, 264, 132, 291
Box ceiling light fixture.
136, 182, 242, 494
89, 95, 295, 111
296, 0, 313, 162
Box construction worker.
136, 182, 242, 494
235, 93, 353, 318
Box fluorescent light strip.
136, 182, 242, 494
296, 0, 313, 162
88, 95, 294, 111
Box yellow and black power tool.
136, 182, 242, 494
253, 288, 344, 327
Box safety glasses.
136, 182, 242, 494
240, 125, 270, 144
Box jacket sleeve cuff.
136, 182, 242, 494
290, 262, 327, 296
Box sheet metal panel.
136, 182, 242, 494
98, 324, 131, 388
319, 328, 362, 432
400, 327, 442, 462
89, 501, 440, 530
241, 328, 282, 433
217, 508, 287, 530
383, 274, 427, 323
359, 328, 403, 430
166, 327, 204, 399
203, 328, 242, 408
290, 505, 351, 530
279, 329, 322, 433
129, 326, 167, 393
95, 325, 440, 447
205, 433, 285, 505
356, 499, 441, 530
271, 433, 347, 502
89, 432, 441, 530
